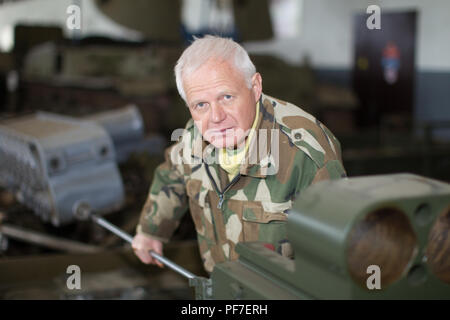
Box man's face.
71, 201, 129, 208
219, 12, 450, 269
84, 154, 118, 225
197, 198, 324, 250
183, 58, 262, 149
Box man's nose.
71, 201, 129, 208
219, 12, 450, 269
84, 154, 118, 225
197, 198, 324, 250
210, 103, 226, 123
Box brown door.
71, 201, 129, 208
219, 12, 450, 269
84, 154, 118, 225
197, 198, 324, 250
352, 11, 417, 128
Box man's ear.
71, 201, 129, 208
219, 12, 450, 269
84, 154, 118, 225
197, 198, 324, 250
251, 72, 262, 101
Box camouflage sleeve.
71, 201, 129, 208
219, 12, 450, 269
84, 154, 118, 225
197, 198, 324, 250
311, 159, 347, 185
293, 152, 347, 200
310, 122, 347, 184
136, 144, 188, 242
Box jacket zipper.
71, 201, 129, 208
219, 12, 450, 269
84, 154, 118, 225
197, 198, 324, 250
204, 163, 241, 209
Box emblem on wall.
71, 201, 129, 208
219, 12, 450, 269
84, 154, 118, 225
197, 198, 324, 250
381, 42, 401, 85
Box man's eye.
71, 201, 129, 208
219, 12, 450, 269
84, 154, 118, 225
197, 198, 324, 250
196, 102, 206, 108
224, 95, 232, 100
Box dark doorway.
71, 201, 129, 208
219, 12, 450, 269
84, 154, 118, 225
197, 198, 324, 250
352, 11, 417, 129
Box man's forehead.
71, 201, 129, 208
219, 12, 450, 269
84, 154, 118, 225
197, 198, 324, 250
185, 57, 243, 84
184, 61, 246, 98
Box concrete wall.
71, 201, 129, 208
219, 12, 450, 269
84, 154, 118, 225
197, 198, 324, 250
244, 0, 450, 71
244, 0, 450, 138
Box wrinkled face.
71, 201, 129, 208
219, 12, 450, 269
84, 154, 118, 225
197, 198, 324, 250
183, 58, 262, 149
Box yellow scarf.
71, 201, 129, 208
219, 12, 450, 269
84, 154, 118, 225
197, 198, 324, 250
219, 101, 260, 181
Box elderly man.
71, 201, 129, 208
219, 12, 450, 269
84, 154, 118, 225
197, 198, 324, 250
132, 35, 346, 273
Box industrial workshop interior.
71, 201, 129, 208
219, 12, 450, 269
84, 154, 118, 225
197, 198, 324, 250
0, 0, 449, 302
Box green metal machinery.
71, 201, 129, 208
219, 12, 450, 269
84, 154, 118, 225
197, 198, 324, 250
5, 173, 446, 299
209, 173, 450, 299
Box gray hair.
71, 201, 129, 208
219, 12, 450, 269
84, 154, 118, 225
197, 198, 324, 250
174, 35, 256, 102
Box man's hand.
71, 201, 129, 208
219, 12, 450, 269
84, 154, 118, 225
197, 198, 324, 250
132, 233, 164, 268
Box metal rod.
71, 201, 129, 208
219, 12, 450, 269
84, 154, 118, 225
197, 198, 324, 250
0, 223, 101, 254
148, 251, 196, 280
90, 214, 196, 280
91, 215, 134, 243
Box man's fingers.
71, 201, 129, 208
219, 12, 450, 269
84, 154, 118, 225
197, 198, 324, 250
136, 249, 152, 264
135, 247, 164, 268
149, 250, 165, 268
132, 234, 164, 267
154, 258, 164, 268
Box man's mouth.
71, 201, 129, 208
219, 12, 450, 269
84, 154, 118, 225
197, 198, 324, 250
209, 127, 234, 135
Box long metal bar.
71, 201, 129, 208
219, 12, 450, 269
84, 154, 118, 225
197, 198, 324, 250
0, 223, 101, 254
90, 214, 196, 280
91, 215, 134, 243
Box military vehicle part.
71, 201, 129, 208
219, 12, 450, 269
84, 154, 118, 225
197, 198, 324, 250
82, 104, 165, 163
0, 111, 124, 226
210, 174, 450, 299
94, 0, 181, 43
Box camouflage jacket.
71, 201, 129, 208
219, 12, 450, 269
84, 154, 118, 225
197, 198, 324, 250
136, 93, 346, 272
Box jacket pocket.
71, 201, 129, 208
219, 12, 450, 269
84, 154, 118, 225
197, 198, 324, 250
242, 201, 288, 245
242, 201, 293, 258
